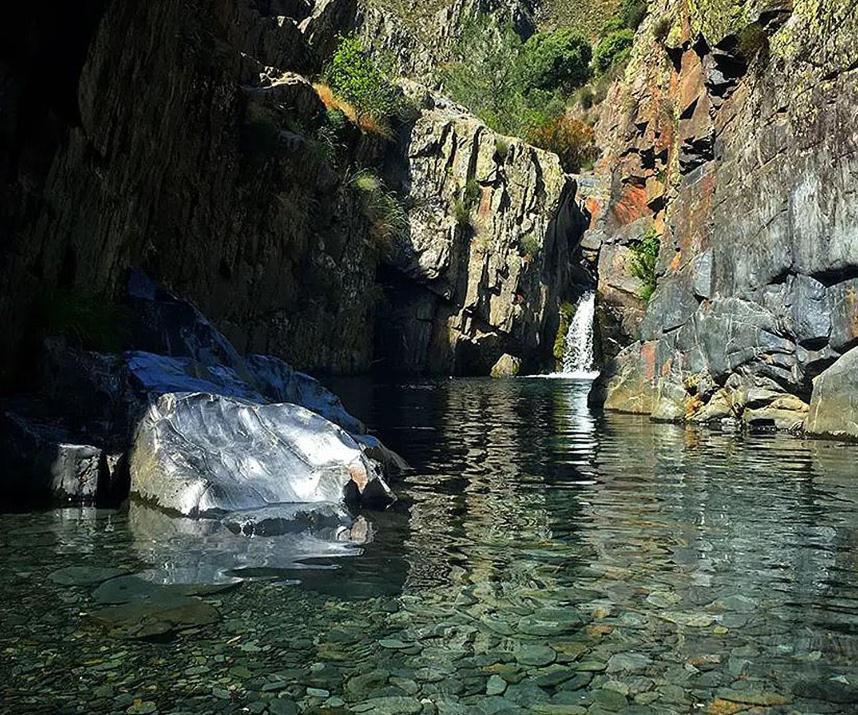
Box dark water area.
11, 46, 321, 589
3, 378, 858, 713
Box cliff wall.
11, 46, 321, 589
0, 0, 587, 385
587, 0, 858, 435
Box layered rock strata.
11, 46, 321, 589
588, 0, 858, 436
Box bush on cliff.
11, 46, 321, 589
520, 28, 592, 93
593, 29, 635, 74
438, 17, 591, 138
350, 169, 409, 249
629, 229, 660, 301
322, 36, 408, 135
527, 115, 599, 172
619, 0, 648, 30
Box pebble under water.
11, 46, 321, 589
3, 378, 858, 714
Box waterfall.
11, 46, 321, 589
561, 291, 598, 378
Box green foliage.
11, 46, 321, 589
593, 29, 634, 74
520, 28, 592, 93
323, 36, 403, 123
521, 234, 541, 259
350, 169, 409, 249
463, 178, 481, 208
452, 179, 482, 228
619, 0, 648, 30
736, 22, 769, 62
629, 229, 660, 301
438, 16, 527, 135
452, 198, 472, 228
652, 16, 671, 42
494, 137, 510, 161
539, 0, 623, 39
438, 16, 591, 138
37, 289, 128, 352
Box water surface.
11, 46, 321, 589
3, 378, 858, 713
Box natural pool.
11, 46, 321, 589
2, 378, 858, 714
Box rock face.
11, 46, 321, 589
377, 87, 590, 374
355, 0, 537, 83
806, 348, 858, 441
588, 0, 858, 433
0, 0, 584, 383
0, 407, 111, 504
0, 0, 379, 383
130, 392, 391, 516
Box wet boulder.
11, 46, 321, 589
806, 347, 858, 440
0, 405, 125, 505
130, 392, 393, 516
246, 354, 366, 434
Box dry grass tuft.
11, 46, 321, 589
313, 83, 393, 139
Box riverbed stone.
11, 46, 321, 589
351, 695, 423, 714
514, 644, 557, 667
606, 653, 651, 674
486, 674, 507, 695
48, 566, 129, 586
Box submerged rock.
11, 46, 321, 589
130, 392, 392, 516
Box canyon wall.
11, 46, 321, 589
0, 0, 587, 386
587, 0, 858, 436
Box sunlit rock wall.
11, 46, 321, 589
589, 0, 858, 432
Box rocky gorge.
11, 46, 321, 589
2, 1, 858, 714
0, 0, 855, 513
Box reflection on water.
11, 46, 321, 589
2, 378, 858, 713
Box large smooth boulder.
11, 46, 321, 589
246, 354, 366, 434
590, 341, 659, 414
130, 392, 392, 516
806, 348, 858, 440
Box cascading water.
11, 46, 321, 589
561, 291, 598, 379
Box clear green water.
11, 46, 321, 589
3, 378, 858, 714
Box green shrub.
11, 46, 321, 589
438, 16, 525, 135
495, 137, 510, 161
521, 234, 541, 259
737, 23, 769, 62
593, 29, 635, 74
528, 115, 599, 173
619, 0, 648, 30
452, 179, 482, 228
576, 85, 596, 110
599, 16, 626, 35
438, 16, 590, 139
452, 197, 472, 228
652, 16, 671, 43
520, 28, 592, 93
463, 178, 481, 208
350, 169, 408, 248
323, 36, 403, 124
629, 229, 660, 301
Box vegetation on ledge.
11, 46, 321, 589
319, 36, 416, 137
629, 228, 660, 301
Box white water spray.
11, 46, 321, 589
560, 291, 598, 379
